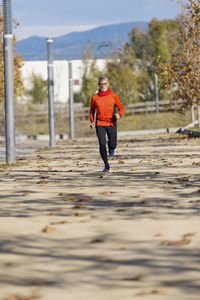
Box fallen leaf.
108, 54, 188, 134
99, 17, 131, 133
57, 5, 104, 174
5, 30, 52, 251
30, 279, 55, 286
72, 213, 87, 217
50, 220, 69, 225
135, 291, 150, 296
46, 213, 53, 216
170, 202, 178, 206
182, 183, 192, 188
22, 192, 30, 196
73, 205, 84, 209
160, 237, 191, 246
154, 171, 160, 175
192, 162, 200, 166
174, 176, 191, 183
122, 274, 148, 281
90, 238, 104, 243
41, 226, 56, 233
151, 286, 171, 294
78, 196, 92, 202
118, 159, 125, 164
99, 191, 110, 195
140, 200, 151, 205
39, 164, 49, 168
182, 232, 196, 238
157, 201, 165, 205
136, 286, 171, 296
189, 199, 200, 203
155, 233, 165, 237
5, 293, 38, 300
37, 180, 47, 185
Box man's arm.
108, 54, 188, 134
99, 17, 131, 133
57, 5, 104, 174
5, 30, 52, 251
115, 94, 124, 118
89, 97, 95, 128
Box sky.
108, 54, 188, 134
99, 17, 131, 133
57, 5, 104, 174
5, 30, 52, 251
9, 0, 182, 40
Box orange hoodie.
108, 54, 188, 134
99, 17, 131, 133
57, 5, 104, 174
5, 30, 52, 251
90, 89, 124, 126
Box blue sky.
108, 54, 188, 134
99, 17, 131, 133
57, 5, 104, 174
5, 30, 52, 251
10, 0, 182, 40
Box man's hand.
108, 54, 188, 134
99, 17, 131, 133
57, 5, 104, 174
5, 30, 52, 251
115, 113, 121, 120
90, 122, 95, 129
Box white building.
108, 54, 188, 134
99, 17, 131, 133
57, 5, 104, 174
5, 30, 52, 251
21, 59, 106, 103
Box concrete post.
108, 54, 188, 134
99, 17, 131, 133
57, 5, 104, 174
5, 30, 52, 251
68, 61, 75, 139
3, 0, 16, 163
155, 74, 159, 114
47, 38, 56, 146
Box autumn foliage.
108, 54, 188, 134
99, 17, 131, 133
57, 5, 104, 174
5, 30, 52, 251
160, 0, 200, 111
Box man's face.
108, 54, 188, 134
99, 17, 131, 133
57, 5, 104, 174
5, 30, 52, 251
98, 79, 109, 92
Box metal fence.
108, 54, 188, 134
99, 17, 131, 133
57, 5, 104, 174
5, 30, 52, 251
0, 99, 194, 136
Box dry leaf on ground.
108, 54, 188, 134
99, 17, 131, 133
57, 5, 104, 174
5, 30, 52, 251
182, 232, 196, 238
41, 226, 56, 233
136, 286, 171, 296
122, 274, 148, 281
5, 294, 39, 300
50, 220, 69, 225
160, 237, 191, 246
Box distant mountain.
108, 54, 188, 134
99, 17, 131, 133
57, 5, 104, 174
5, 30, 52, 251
16, 21, 148, 61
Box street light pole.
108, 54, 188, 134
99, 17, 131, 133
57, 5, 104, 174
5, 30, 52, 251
47, 38, 56, 147
154, 73, 159, 114
3, 0, 16, 163
68, 61, 75, 139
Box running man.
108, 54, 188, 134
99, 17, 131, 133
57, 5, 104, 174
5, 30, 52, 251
90, 76, 124, 172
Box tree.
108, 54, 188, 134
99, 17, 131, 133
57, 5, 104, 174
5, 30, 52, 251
79, 19, 180, 106
128, 19, 180, 102
0, 5, 23, 102
161, 0, 200, 112
24, 72, 48, 104
81, 41, 101, 107
106, 44, 138, 105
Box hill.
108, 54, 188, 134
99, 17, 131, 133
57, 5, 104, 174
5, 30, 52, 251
16, 21, 148, 61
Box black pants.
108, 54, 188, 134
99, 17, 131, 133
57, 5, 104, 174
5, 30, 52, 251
96, 123, 117, 166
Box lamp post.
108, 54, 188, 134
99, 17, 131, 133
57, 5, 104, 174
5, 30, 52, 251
47, 38, 56, 146
68, 61, 75, 139
154, 73, 159, 114
3, 0, 16, 163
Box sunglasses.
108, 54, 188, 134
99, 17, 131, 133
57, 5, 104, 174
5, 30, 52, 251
99, 83, 108, 86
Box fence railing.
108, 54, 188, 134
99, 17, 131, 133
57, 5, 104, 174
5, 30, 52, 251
0, 99, 192, 125
59, 99, 185, 119
0, 99, 198, 136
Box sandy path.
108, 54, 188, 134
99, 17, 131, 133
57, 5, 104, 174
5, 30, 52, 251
0, 133, 200, 300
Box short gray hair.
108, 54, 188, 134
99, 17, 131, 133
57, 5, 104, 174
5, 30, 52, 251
98, 76, 108, 83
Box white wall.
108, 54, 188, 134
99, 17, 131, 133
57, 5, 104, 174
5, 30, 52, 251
20, 59, 106, 103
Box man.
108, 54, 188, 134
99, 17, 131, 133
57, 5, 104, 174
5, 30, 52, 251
90, 76, 124, 172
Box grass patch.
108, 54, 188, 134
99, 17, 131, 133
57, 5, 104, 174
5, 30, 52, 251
118, 110, 191, 131
15, 110, 192, 138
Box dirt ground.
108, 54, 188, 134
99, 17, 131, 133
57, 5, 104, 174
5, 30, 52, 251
0, 133, 200, 300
